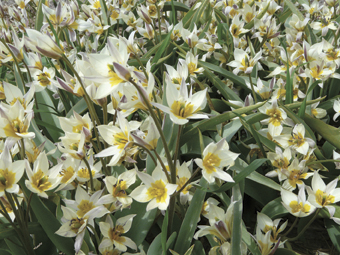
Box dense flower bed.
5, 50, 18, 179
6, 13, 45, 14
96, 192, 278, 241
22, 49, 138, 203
0, 0, 340, 254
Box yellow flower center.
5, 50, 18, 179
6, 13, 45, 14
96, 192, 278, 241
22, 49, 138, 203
0, 169, 16, 192
289, 201, 311, 214
77, 168, 95, 180
112, 179, 128, 198
315, 189, 335, 206
147, 180, 167, 203
230, 24, 241, 37
288, 170, 307, 188
93, 1, 101, 9
263, 225, 279, 243
108, 225, 126, 243
111, 10, 119, 20
202, 153, 221, 174
177, 176, 191, 194
245, 12, 254, 23
108, 69, 124, 87
148, 6, 157, 16
310, 66, 323, 79
72, 123, 89, 133
60, 166, 74, 184
31, 169, 52, 192
187, 62, 197, 75
170, 100, 195, 119
4, 118, 28, 138
273, 158, 289, 169
288, 133, 305, 147
113, 132, 130, 150
77, 200, 95, 218
70, 218, 85, 233
37, 72, 51, 87
266, 108, 283, 127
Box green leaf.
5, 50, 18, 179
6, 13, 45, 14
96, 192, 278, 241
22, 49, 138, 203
280, 105, 325, 159
163, 2, 190, 12
188, 0, 209, 30
298, 80, 320, 118
147, 233, 162, 255
161, 211, 169, 255
20, 182, 75, 255
0, 222, 43, 240
306, 23, 317, 44
274, 248, 301, 255
173, 179, 207, 254
114, 202, 157, 246
0, 248, 10, 255
99, 0, 108, 25
231, 184, 242, 254
35, 0, 44, 31
0, 66, 7, 79
5, 237, 27, 255
247, 171, 281, 191
198, 61, 251, 92
13, 65, 24, 94
325, 218, 340, 253
244, 1, 270, 30
216, 23, 233, 47
143, 43, 162, 59
232, 159, 281, 191
211, 158, 269, 193
35, 90, 63, 142
304, 114, 340, 151
35, 119, 64, 133
182, 0, 202, 28
242, 224, 262, 255
235, 112, 267, 158
29, 119, 61, 158
45, 17, 60, 47
284, 0, 304, 20
202, 68, 242, 101
66, 98, 87, 117
261, 197, 289, 219
222, 118, 242, 142
278, 9, 292, 24
181, 102, 266, 145
152, 30, 172, 69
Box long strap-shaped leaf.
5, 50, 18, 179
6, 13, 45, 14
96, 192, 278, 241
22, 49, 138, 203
173, 179, 207, 254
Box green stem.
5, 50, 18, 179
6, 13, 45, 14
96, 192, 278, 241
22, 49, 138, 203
0, 39, 26, 93
91, 140, 109, 176
22, 61, 32, 82
62, 55, 103, 153
287, 208, 321, 242
87, 225, 100, 253
174, 167, 200, 195
25, 193, 33, 223
128, 79, 175, 177
132, 142, 158, 166
306, 78, 314, 115
20, 139, 25, 160
102, 101, 108, 125
128, 79, 176, 236
306, 159, 340, 165
193, 77, 215, 111
153, 149, 171, 183
155, 3, 162, 40
172, 125, 182, 182
82, 157, 94, 192
134, 54, 149, 80
248, 74, 258, 104
5, 192, 35, 255
281, 217, 298, 237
